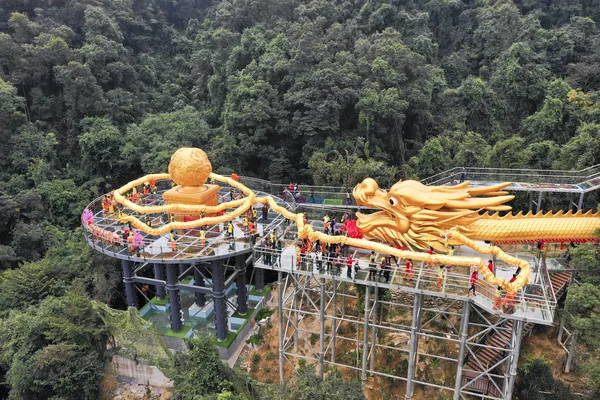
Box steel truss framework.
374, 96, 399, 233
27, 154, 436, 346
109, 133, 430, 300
270, 268, 526, 400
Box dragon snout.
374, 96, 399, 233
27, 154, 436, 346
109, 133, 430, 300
357, 178, 379, 197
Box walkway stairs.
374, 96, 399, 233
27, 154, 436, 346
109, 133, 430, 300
461, 271, 572, 398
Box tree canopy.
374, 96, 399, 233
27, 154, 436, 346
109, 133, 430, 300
0, 0, 600, 397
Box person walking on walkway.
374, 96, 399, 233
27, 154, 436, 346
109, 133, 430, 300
404, 259, 414, 281
436, 264, 446, 289
468, 270, 478, 296
493, 286, 503, 311
346, 255, 354, 279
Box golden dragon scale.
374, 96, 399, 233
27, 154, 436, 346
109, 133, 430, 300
470, 210, 600, 243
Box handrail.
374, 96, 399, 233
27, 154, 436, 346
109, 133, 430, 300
421, 165, 600, 188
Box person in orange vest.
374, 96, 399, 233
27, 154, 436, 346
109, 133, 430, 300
108, 194, 115, 214
493, 286, 503, 311
502, 291, 516, 308
200, 228, 206, 247
101, 196, 109, 213
128, 231, 135, 254
249, 220, 257, 235
404, 259, 414, 281
436, 264, 446, 289
131, 187, 139, 203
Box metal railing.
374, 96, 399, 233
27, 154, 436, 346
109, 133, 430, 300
81, 180, 293, 263
421, 165, 600, 190
251, 225, 556, 324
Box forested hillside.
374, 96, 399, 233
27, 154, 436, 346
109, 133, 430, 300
0, 0, 599, 398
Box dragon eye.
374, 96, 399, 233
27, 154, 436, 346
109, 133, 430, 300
389, 197, 398, 206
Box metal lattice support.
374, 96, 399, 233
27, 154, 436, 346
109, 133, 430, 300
193, 264, 206, 307
254, 265, 265, 291
122, 260, 138, 308
504, 320, 524, 398
236, 255, 248, 315
453, 301, 470, 400
165, 263, 182, 332
405, 293, 423, 399
153, 263, 165, 300
211, 259, 228, 342
267, 263, 540, 399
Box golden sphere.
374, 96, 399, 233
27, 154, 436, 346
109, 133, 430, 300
168, 147, 212, 187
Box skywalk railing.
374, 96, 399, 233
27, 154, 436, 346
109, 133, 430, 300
81, 182, 292, 262
252, 224, 557, 324
421, 165, 600, 189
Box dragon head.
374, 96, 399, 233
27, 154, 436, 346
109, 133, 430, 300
353, 178, 514, 252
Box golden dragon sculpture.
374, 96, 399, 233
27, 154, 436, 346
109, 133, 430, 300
88, 148, 600, 294
353, 177, 600, 252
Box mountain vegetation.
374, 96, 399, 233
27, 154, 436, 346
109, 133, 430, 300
0, 0, 599, 398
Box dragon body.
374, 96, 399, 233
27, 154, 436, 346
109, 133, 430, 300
353, 178, 599, 251
469, 210, 600, 244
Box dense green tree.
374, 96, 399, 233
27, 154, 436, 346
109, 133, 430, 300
514, 356, 572, 399
554, 123, 600, 170
0, 293, 107, 400
261, 362, 364, 400
170, 336, 257, 400
79, 117, 124, 179
0, 0, 599, 397
490, 42, 550, 133
486, 137, 532, 169
122, 106, 211, 174
408, 137, 451, 178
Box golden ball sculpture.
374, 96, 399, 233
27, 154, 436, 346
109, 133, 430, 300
168, 147, 212, 187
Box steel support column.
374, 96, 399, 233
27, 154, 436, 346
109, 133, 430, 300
406, 293, 423, 399
319, 278, 326, 380
211, 259, 228, 342
122, 260, 137, 308
360, 285, 371, 384
166, 263, 182, 332
254, 266, 265, 291
331, 280, 337, 363
153, 263, 165, 300
193, 265, 205, 307
453, 301, 470, 400
370, 286, 379, 372
558, 307, 568, 342
536, 191, 543, 213
179, 262, 186, 276
236, 255, 248, 315
292, 278, 299, 347
565, 331, 577, 373
277, 271, 284, 382
341, 281, 346, 318
578, 192, 584, 210
504, 320, 524, 399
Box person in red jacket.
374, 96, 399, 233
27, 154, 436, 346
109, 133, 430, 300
468, 270, 478, 296
404, 259, 414, 281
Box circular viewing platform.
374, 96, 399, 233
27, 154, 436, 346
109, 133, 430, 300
81, 179, 293, 264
